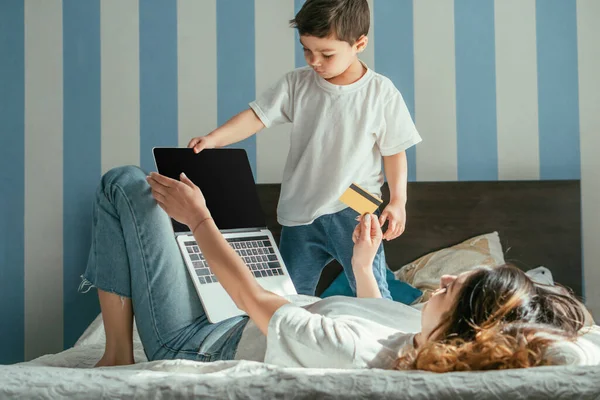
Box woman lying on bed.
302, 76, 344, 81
84, 166, 586, 372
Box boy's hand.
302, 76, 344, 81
188, 134, 217, 154
351, 214, 383, 270
379, 200, 406, 241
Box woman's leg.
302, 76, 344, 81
95, 291, 134, 366
82, 166, 246, 365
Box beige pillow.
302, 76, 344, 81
394, 232, 505, 302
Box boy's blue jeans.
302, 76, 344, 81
279, 207, 392, 299
81, 166, 248, 362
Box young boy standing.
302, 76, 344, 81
188, 0, 421, 299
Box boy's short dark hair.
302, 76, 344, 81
290, 0, 370, 45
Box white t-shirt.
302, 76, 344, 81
234, 295, 421, 369
249, 65, 422, 226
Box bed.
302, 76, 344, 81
3, 321, 600, 399
3, 180, 599, 399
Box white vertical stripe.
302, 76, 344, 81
177, 0, 217, 147
414, 0, 458, 181
361, 0, 375, 70
24, 0, 63, 361
100, 0, 140, 174
494, 0, 540, 180
255, 0, 295, 183
577, 0, 600, 319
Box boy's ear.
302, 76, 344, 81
355, 35, 368, 53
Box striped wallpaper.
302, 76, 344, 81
0, 0, 599, 364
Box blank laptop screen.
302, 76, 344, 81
153, 148, 267, 232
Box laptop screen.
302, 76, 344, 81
153, 148, 267, 232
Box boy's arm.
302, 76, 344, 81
189, 109, 265, 153
380, 151, 408, 240
190, 72, 293, 153
383, 151, 408, 203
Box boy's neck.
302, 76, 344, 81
325, 58, 367, 86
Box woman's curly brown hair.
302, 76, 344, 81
396, 264, 586, 372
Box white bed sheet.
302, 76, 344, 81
2, 315, 600, 399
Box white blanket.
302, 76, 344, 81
2, 315, 600, 399
3, 354, 600, 399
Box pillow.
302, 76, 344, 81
394, 232, 505, 302
543, 325, 600, 366
320, 268, 422, 305
525, 266, 554, 285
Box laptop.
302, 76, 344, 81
153, 147, 297, 323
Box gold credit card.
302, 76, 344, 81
339, 183, 383, 215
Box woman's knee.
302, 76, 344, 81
98, 166, 148, 199
102, 165, 146, 188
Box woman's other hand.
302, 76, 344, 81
351, 214, 383, 270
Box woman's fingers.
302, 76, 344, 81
155, 199, 167, 213
147, 177, 170, 199
352, 223, 361, 243
354, 214, 386, 243
148, 172, 175, 188
360, 214, 371, 241
151, 189, 166, 204
370, 214, 382, 239
179, 172, 196, 189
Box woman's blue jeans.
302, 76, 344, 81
81, 166, 247, 362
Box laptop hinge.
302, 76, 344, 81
219, 227, 267, 234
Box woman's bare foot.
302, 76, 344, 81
94, 352, 135, 367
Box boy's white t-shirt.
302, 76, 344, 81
234, 295, 421, 369
249, 65, 422, 226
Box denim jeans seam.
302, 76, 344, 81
151, 345, 206, 361
323, 214, 334, 259
87, 206, 129, 297
109, 181, 171, 352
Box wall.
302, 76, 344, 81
0, 0, 598, 364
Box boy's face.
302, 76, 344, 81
300, 34, 367, 80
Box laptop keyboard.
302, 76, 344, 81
184, 236, 284, 285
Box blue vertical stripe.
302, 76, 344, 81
139, 0, 178, 172
294, 0, 306, 68
454, 0, 498, 181
63, 0, 102, 348
0, 0, 25, 364
374, 0, 417, 182
217, 0, 257, 177
536, 0, 580, 180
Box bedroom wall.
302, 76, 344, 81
0, 0, 598, 364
